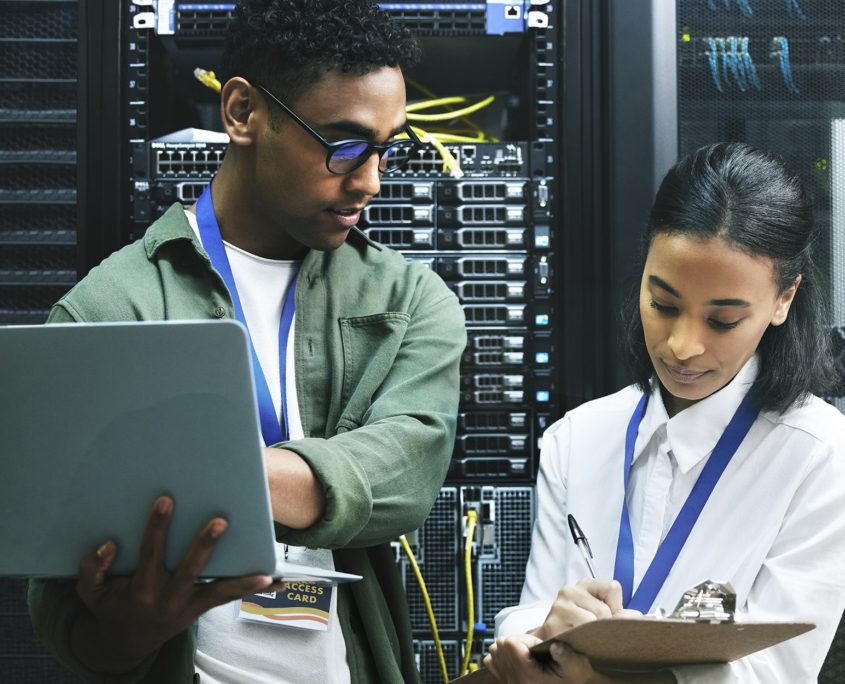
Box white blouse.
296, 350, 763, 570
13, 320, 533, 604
496, 357, 845, 683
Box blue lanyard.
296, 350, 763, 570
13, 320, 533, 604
613, 391, 759, 612
196, 183, 296, 447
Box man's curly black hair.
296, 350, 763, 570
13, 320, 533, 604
221, 0, 421, 125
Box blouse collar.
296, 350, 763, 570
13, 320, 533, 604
632, 355, 760, 474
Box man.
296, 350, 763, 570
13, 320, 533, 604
26, 1, 465, 682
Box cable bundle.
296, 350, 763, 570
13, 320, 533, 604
786, 0, 807, 19
402, 76, 499, 179
707, 0, 753, 18
704, 37, 761, 92
772, 36, 801, 94
192, 70, 495, 179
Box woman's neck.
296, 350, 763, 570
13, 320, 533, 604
660, 385, 699, 418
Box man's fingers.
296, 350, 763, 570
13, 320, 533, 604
188, 575, 275, 616
76, 540, 117, 604
170, 518, 228, 593
133, 497, 173, 594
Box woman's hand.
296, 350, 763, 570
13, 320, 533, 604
484, 636, 677, 684
484, 634, 605, 684
538, 579, 641, 640
482, 579, 643, 684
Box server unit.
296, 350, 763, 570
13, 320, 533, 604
396, 485, 536, 683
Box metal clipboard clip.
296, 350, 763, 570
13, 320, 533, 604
647, 579, 737, 623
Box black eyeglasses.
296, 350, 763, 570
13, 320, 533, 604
252, 82, 421, 175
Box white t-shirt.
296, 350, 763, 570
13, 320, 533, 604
185, 209, 351, 684
496, 356, 845, 683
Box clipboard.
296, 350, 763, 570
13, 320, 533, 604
449, 579, 816, 684
449, 619, 815, 682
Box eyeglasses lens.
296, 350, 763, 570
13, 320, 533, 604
379, 141, 416, 172
328, 140, 417, 174
329, 142, 370, 173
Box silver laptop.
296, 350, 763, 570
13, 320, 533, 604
0, 320, 360, 584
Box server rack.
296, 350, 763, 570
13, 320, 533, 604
603, 0, 845, 678
99, 2, 571, 680
0, 1, 79, 324
0, 2, 84, 679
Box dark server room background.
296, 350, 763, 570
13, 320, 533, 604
0, 0, 843, 681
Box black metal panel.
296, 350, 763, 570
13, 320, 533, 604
77, 0, 125, 277
0, 1, 79, 325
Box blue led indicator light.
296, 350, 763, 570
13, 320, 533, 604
536, 391, 550, 402
535, 353, 549, 364
535, 315, 549, 326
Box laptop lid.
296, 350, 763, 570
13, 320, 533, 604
0, 320, 337, 580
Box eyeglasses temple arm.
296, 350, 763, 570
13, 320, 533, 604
251, 82, 331, 149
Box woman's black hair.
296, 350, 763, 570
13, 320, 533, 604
620, 142, 837, 414
221, 0, 421, 125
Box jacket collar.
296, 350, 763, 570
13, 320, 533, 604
633, 355, 760, 474
143, 203, 200, 260
143, 203, 383, 260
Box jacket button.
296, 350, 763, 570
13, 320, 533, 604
214, 306, 226, 318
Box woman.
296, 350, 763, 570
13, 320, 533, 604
486, 143, 845, 683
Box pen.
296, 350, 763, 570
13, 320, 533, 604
567, 514, 597, 579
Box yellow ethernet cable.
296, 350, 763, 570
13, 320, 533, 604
399, 534, 450, 684
404, 75, 498, 142
407, 126, 464, 179
461, 508, 478, 677
406, 96, 496, 122
405, 96, 469, 112
193, 68, 221, 93
194, 68, 480, 178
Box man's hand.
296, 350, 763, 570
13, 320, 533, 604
70, 496, 285, 674
537, 579, 642, 640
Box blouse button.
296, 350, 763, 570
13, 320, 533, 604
213, 306, 226, 318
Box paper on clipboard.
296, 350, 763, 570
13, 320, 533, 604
448, 619, 815, 683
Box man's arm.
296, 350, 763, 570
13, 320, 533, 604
276, 280, 465, 550
264, 447, 326, 528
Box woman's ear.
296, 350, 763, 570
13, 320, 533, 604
771, 275, 802, 327
220, 78, 264, 146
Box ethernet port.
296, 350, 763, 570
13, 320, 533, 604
462, 145, 476, 160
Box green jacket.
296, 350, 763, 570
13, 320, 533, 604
27, 203, 465, 684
